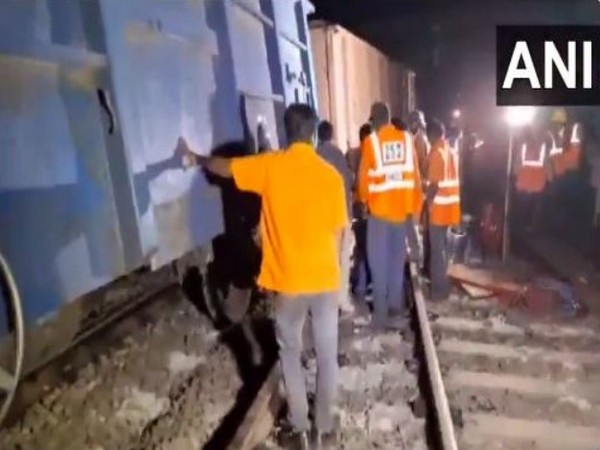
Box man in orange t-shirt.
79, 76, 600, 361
178, 103, 347, 448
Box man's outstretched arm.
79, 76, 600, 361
176, 137, 269, 195
191, 154, 233, 178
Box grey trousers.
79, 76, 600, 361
429, 224, 451, 299
275, 292, 339, 433
367, 216, 408, 324
337, 225, 354, 311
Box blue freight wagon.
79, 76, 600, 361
0, 0, 317, 380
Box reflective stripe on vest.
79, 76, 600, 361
552, 123, 581, 153
521, 143, 546, 167
368, 179, 415, 193
367, 132, 415, 193
433, 147, 460, 205
571, 123, 581, 145
449, 138, 459, 155
548, 134, 563, 157
438, 179, 459, 188
434, 194, 460, 205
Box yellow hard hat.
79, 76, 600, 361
551, 108, 567, 124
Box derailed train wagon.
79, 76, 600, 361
309, 20, 416, 151
0, 0, 317, 376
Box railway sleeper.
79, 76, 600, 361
433, 287, 600, 450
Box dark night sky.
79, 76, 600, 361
310, 0, 600, 129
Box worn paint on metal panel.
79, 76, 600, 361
225, 0, 316, 147
99, 0, 227, 268
0, 0, 127, 332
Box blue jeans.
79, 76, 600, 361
367, 216, 408, 324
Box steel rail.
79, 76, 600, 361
409, 262, 459, 450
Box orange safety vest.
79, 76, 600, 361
563, 122, 582, 172
430, 142, 461, 226
359, 124, 421, 223
516, 142, 546, 193
548, 123, 582, 175
548, 129, 567, 177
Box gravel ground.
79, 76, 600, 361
1, 288, 427, 450
0, 292, 251, 450
431, 293, 600, 450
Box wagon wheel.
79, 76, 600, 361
0, 251, 25, 425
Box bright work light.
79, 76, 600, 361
504, 106, 536, 127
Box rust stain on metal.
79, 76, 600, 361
65, 65, 100, 91
0, 55, 56, 113
126, 22, 164, 45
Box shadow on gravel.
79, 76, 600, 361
180, 267, 278, 450
179, 139, 279, 449
204, 318, 277, 450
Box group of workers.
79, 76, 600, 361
357, 104, 460, 318
513, 108, 582, 231
177, 100, 461, 449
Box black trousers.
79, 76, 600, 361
421, 203, 431, 277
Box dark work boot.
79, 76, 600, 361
294, 431, 310, 450
312, 429, 338, 450
385, 315, 410, 330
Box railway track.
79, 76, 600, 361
4, 255, 600, 450
421, 273, 600, 450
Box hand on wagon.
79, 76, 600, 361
175, 136, 208, 169
175, 136, 233, 178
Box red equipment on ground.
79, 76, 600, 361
479, 202, 503, 260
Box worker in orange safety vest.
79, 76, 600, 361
358, 102, 422, 329
514, 126, 547, 233
515, 127, 547, 194
547, 108, 583, 176
426, 119, 460, 301
548, 108, 568, 177
563, 121, 583, 172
